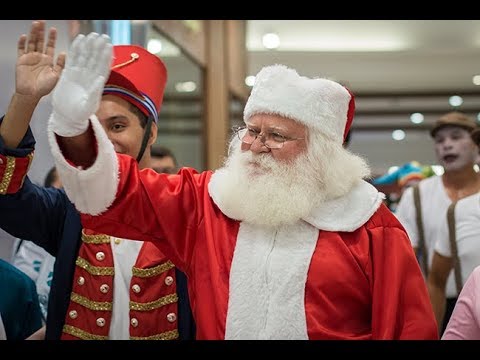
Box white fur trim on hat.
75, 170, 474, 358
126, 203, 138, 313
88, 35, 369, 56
244, 64, 353, 143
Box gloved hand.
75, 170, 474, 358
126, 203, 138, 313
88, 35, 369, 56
49, 32, 113, 137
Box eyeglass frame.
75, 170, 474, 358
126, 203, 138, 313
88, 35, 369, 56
233, 126, 305, 149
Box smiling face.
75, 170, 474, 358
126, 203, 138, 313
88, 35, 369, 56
433, 125, 478, 173
96, 94, 157, 170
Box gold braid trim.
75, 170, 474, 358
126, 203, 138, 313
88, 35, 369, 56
130, 329, 179, 340
132, 260, 175, 278
75, 257, 115, 276
130, 293, 178, 311
62, 325, 109, 340
0, 156, 16, 195
70, 292, 113, 311
81, 231, 111, 244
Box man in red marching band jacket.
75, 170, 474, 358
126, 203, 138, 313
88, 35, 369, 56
49, 32, 438, 339
0, 21, 194, 340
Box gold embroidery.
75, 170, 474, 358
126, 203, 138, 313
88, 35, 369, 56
132, 261, 175, 278
81, 231, 111, 244
0, 156, 16, 195
70, 292, 113, 311
130, 329, 179, 340
62, 325, 109, 340
130, 293, 178, 311
76, 257, 114, 276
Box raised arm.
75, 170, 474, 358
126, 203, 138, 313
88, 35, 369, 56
0, 21, 71, 254
0, 20, 65, 148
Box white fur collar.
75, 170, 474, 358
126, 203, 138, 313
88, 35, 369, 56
302, 180, 385, 232
209, 171, 384, 232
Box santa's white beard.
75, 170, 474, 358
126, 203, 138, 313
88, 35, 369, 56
212, 132, 371, 228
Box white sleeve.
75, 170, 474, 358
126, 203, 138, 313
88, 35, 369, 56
395, 186, 419, 248
48, 115, 119, 215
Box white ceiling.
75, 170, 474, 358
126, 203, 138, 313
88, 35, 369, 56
245, 20, 480, 175
246, 20, 480, 93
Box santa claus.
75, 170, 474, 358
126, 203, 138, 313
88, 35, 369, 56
48, 33, 438, 340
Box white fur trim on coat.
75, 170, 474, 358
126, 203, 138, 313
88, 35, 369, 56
225, 221, 317, 339
244, 64, 352, 143
48, 114, 119, 215
303, 180, 385, 232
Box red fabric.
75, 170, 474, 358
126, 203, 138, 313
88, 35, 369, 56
81, 155, 438, 340
104, 45, 167, 118
62, 231, 180, 340
0, 153, 33, 194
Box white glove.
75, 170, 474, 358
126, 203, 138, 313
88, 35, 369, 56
49, 32, 113, 137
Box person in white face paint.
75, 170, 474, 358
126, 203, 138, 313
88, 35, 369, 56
47, 32, 438, 340
395, 111, 480, 336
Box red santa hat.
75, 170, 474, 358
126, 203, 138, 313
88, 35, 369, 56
103, 45, 167, 122
243, 64, 354, 143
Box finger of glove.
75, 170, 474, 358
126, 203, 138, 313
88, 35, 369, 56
65, 34, 85, 70
86, 34, 113, 80
95, 35, 113, 81
76, 32, 101, 71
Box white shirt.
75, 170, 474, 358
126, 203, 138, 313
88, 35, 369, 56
395, 175, 457, 297
435, 192, 480, 293
109, 237, 143, 340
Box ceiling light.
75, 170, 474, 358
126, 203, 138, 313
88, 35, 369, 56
262, 33, 280, 50
245, 76, 256, 87
449, 95, 463, 107
147, 39, 162, 54
175, 81, 197, 93
392, 129, 406, 141
473, 75, 480, 86
410, 113, 424, 124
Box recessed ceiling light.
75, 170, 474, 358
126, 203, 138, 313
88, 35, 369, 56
147, 39, 162, 54
245, 76, 256, 87
262, 33, 280, 50
392, 129, 406, 141
449, 95, 463, 107
410, 112, 424, 124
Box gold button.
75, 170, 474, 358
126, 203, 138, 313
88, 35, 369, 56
69, 310, 78, 319
96, 318, 106, 327
132, 284, 141, 293
96, 252, 105, 261
166, 313, 177, 323
100, 284, 110, 293
114, 238, 121, 245
77, 276, 85, 285
130, 318, 138, 327
164, 276, 174, 286
131, 52, 139, 59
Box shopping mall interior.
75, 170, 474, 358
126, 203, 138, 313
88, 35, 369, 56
1, 19, 480, 258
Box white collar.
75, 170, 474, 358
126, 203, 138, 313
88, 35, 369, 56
302, 180, 385, 232
208, 172, 384, 232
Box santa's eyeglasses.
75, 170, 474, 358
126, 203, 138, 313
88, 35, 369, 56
234, 126, 304, 149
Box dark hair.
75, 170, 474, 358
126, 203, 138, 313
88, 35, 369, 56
44, 166, 58, 187
128, 103, 149, 128
151, 146, 177, 166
